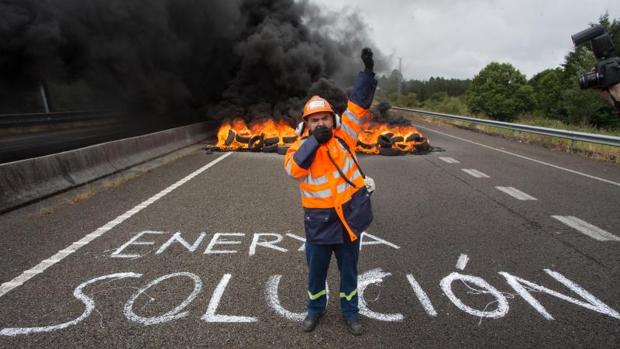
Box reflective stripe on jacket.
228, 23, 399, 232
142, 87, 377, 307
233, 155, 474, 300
284, 70, 377, 244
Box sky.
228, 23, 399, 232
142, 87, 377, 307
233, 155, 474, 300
311, 0, 620, 80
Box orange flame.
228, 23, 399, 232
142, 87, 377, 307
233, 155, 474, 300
355, 121, 429, 155
213, 117, 429, 155
214, 117, 298, 152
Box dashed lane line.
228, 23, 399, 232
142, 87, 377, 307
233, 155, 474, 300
461, 169, 490, 178
0, 152, 233, 298
552, 215, 620, 242
439, 157, 460, 164
495, 186, 538, 201
414, 124, 620, 188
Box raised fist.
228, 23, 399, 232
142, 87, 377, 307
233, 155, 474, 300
361, 47, 374, 72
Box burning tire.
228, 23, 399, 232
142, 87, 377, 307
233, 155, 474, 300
277, 146, 290, 155
248, 135, 262, 151
391, 136, 404, 143
379, 147, 403, 156
414, 139, 431, 153
224, 130, 235, 146
263, 137, 279, 146
236, 134, 251, 144
282, 136, 298, 144
263, 144, 278, 153
357, 141, 376, 150
406, 133, 422, 142
378, 133, 394, 148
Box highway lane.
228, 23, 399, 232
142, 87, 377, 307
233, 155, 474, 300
408, 118, 620, 269
0, 122, 618, 348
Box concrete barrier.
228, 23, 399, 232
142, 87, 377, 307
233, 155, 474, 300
0, 121, 214, 213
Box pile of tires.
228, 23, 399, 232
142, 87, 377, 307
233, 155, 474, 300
375, 131, 431, 155
277, 135, 298, 155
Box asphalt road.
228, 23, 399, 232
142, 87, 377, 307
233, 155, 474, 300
0, 119, 619, 348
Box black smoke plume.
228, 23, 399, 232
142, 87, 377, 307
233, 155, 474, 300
370, 100, 412, 125
0, 0, 384, 124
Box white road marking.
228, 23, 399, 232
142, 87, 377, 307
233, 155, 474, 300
551, 216, 620, 242
415, 124, 620, 187
455, 254, 469, 270
1, 273, 142, 336
358, 268, 404, 321
499, 269, 620, 320
462, 169, 490, 178
124, 272, 202, 325
406, 274, 438, 317
440, 272, 509, 319
201, 274, 257, 323
439, 157, 460, 164
0, 152, 233, 298
495, 186, 538, 201
265, 275, 306, 321
359, 232, 401, 250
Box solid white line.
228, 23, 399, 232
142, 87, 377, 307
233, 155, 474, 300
552, 215, 620, 242
495, 186, 538, 201
416, 125, 620, 187
439, 157, 460, 164
0, 152, 233, 298
462, 169, 490, 178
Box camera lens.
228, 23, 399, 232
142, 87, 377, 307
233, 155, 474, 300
579, 71, 600, 89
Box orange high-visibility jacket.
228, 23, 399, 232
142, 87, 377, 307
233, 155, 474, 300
284, 70, 377, 244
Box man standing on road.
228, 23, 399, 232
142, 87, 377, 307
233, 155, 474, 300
284, 48, 377, 336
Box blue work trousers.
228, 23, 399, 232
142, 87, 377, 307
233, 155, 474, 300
306, 239, 360, 320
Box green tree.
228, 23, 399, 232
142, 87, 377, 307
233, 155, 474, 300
529, 68, 566, 118
465, 62, 532, 121
378, 69, 403, 96
397, 92, 418, 107
422, 95, 468, 115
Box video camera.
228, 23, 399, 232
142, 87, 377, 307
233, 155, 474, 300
571, 24, 620, 90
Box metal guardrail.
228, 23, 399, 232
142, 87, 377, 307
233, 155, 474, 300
0, 110, 115, 127
393, 107, 620, 148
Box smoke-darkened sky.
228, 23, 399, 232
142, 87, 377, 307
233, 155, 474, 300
0, 0, 381, 116
6, 0, 617, 116
313, 0, 620, 79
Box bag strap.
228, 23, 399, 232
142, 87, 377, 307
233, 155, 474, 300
335, 136, 366, 179
325, 136, 366, 189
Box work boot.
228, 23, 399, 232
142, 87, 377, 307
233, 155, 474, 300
345, 318, 363, 336
302, 313, 323, 332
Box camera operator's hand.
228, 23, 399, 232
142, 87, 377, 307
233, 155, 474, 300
607, 83, 620, 103
312, 125, 332, 144
361, 47, 374, 72
596, 83, 620, 112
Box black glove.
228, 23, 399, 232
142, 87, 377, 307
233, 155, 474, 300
312, 125, 332, 144
361, 47, 374, 72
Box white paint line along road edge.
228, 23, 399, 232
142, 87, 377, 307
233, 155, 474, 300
0, 152, 233, 299
462, 169, 490, 178
414, 124, 620, 188
495, 187, 538, 201
551, 216, 620, 242
439, 157, 460, 164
